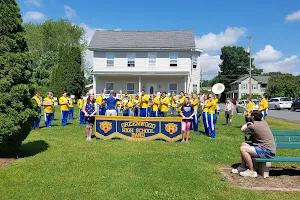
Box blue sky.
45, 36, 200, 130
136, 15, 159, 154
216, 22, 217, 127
18, 0, 300, 79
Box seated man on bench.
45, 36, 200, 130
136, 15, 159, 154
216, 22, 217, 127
231, 110, 276, 177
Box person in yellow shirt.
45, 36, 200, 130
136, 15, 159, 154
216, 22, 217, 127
259, 94, 268, 119
191, 93, 199, 131
59, 92, 69, 126
122, 96, 133, 116
77, 95, 85, 125
43, 92, 54, 128
68, 94, 75, 120
151, 92, 160, 117
139, 89, 149, 117
170, 92, 178, 117
245, 98, 255, 123
133, 94, 140, 116
202, 94, 210, 135
51, 93, 55, 121
160, 92, 170, 117
177, 91, 186, 115
32, 91, 42, 130
207, 94, 217, 139
96, 90, 106, 115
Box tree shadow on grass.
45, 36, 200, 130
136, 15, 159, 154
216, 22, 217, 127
18, 140, 49, 158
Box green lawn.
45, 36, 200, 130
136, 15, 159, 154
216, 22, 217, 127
1, 107, 300, 200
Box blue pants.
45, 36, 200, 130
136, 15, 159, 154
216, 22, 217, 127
134, 107, 139, 116
192, 110, 199, 131
202, 112, 209, 135
122, 109, 131, 116
147, 107, 151, 117
52, 107, 55, 120
34, 107, 41, 129
151, 111, 158, 117
161, 112, 167, 117
171, 107, 177, 117
140, 108, 147, 117
79, 110, 85, 124
61, 111, 69, 126
44, 113, 53, 127
208, 113, 217, 138
69, 107, 74, 120
101, 106, 107, 115
245, 117, 251, 123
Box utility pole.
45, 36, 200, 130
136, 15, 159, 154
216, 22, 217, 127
248, 36, 252, 98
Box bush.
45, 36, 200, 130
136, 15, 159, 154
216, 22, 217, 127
0, 0, 37, 156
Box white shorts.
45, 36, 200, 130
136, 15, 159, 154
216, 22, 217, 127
105, 109, 117, 116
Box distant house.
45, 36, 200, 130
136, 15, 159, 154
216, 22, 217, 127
88, 30, 203, 96
226, 75, 269, 100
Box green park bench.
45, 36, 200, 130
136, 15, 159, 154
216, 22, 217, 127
252, 130, 300, 178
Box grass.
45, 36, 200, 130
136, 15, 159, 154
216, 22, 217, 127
0, 107, 300, 200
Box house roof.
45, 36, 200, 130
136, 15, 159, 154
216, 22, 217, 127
230, 75, 269, 85
88, 30, 196, 50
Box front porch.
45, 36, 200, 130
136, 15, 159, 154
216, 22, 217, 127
226, 91, 239, 100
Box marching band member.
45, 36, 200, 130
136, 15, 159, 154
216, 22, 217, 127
68, 94, 74, 120
139, 89, 149, 117
245, 98, 255, 123
170, 92, 178, 117
191, 93, 199, 132
77, 95, 85, 125
259, 94, 268, 120
59, 92, 69, 126
122, 95, 133, 116
43, 92, 54, 128
133, 93, 140, 116
32, 91, 42, 130
202, 94, 210, 136
51, 92, 55, 121
96, 90, 105, 115
151, 92, 160, 117
177, 91, 186, 116
207, 94, 217, 139
148, 96, 152, 117
160, 92, 170, 117
104, 90, 121, 116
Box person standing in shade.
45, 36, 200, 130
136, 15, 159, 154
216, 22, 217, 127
258, 94, 268, 120
105, 90, 121, 116
139, 89, 149, 117
82, 94, 98, 141
191, 93, 199, 131
224, 98, 234, 125
180, 97, 196, 143
170, 92, 178, 117
160, 92, 170, 117
177, 91, 186, 116
77, 95, 85, 125
133, 93, 140, 117
32, 91, 42, 130
245, 98, 255, 123
68, 94, 74, 120
151, 92, 160, 117
207, 94, 217, 139
43, 92, 54, 128
202, 94, 210, 136
59, 92, 69, 126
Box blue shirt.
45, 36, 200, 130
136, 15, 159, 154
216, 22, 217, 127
105, 96, 120, 110
181, 104, 194, 118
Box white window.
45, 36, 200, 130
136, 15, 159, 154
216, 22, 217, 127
193, 84, 197, 92
192, 55, 198, 69
127, 53, 135, 67
106, 52, 114, 67
148, 52, 157, 66
169, 52, 178, 67
126, 83, 135, 94
169, 83, 178, 94
105, 82, 114, 94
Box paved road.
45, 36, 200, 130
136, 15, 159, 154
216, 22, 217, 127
267, 109, 300, 123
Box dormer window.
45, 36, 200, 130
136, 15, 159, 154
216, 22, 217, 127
127, 53, 135, 67
169, 52, 178, 67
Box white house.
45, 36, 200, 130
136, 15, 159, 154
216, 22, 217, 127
226, 75, 269, 100
88, 30, 202, 96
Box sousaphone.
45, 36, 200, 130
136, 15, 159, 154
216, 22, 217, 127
211, 83, 225, 94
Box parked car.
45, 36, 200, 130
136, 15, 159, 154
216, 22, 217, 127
291, 98, 300, 111
268, 97, 293, 110
236, 99, 259, 113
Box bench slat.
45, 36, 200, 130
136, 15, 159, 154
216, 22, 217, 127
272, 130, 300, 136
274, 137, 300, 142
254, 156, 300, 163
276, 144, 300, 148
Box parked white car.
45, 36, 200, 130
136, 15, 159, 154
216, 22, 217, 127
268, 97, 293, 110
236, 99, 259, 113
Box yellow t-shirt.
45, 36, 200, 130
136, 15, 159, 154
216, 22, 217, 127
122, 99, 133, 108
43, 97, 53, 113
139, 94, 149, 109
202, 99, 210, 112
192, 98, 199, 110
208, 100, 217, 114
152, 96, 160, 112
177, 96, 186, 111
59, 96, 69, 111
77, 99, 83, 109
259, 99, 268, 111
171, 96, 178, 108
68, 97, 74, 107
160, 97, 170, 112
96, 96, 103, 106
32, 95, 41, 107
246, 102, 255, 117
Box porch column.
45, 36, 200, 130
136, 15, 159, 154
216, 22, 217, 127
138, 76, 141, 95
184, 76, 187, 93
93, 75, 96, 95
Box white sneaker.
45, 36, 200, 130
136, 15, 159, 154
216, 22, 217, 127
231, 166, 247, 174
239, 169, 257, 177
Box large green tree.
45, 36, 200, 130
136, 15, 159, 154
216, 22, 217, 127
0, 0, 37, 155
266, 74, 299, 98
50, 45, 86, 97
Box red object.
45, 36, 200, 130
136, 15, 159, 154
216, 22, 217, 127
231, 99, 237, 105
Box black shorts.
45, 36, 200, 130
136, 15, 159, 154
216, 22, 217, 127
85, 116, 95, 126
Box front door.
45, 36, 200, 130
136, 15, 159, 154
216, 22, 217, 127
146, 83, 157, 95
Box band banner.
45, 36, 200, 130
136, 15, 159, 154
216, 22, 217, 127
95, 116, 182, 142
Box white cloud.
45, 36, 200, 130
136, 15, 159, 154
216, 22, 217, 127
23, 11, 46, 23
285, 10, 300, 22
195, 27, 246, 53
24, 0, 41, 7
254, 45, 282, 63
199, 53, 221, 79
114, 28, 121, 31
64, 5, 78, 20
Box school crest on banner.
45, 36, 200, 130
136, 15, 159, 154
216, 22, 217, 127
95, 116, 182, 142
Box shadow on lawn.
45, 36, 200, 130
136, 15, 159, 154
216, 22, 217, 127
18, 140, 49, 158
